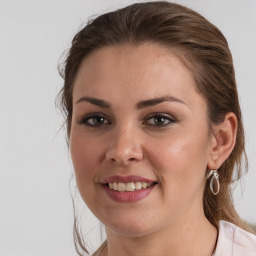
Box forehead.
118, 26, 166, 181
73, 43, 206, 110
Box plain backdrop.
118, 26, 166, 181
0, 0, 255, 255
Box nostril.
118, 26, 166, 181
109, 157, 136, 165
110, 158, 116, 163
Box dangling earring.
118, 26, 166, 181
207, 169, 220, 195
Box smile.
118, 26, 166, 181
101, 175, 158, 202
107, 182, 154, 192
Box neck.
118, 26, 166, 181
103, 211, 217, 256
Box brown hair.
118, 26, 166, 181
58, 1, 252, 255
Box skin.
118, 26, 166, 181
70, 43, 237, 256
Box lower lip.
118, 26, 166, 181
102, 184, 156, 203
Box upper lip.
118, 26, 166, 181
101, 175, 157, 184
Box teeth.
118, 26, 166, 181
113, 182, 118, 190
117, 182, 126, 191
126, 182, 136, 191
142, 182, 147, 189
135, 182, 142, 190
107, 182, 153, 192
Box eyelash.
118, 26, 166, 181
77, 113, 176, 128
144, 113, 176, 127
77, 113, 111, 127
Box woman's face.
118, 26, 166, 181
70, 43, 214, 237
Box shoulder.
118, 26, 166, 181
215, 220, 256, 256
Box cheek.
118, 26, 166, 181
145, 133, 210, 218
70, 133, 107, 212
145, 129, 211, 190
70, 133, 102, 187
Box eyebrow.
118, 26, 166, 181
75, 96, 111, 108
75, 95, 187, 109
136, 96, 187, 109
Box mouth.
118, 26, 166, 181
101, 175, 158, 202
106, 181, 157, 192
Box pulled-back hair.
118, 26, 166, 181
58, 1, 251, 255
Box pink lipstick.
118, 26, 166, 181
101, 175, 158, 203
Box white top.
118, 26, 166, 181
215, 220, 256, 256
94, 220, 256, 256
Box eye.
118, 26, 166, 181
78, 114, 110, 127
144, 113, 175, 127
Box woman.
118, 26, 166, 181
58, 1, 256, 255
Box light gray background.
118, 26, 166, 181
0, 0, 255, 255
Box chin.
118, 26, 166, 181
103, 213, 157, 238
106, 224, 153, 238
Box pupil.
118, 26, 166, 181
94, 117, 104, 125
155, 116, 165, 125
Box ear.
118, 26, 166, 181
207, 112, 237, 169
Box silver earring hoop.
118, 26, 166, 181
207, 169, 220, 195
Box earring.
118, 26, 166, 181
207, 169, 220, 195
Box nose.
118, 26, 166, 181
105, 125, 144, 166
